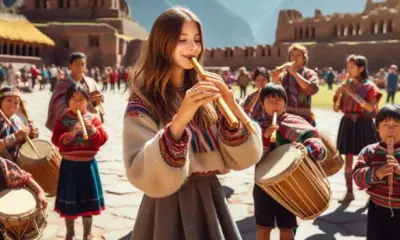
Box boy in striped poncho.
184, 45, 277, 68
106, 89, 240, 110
353, 104, 400, 240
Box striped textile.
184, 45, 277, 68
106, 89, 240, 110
353, 142, 400, 209
259, 113, 326, 161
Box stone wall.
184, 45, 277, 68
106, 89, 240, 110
204, 0, 400, 72
204, 40, 400, 72
276, 0, 400, 43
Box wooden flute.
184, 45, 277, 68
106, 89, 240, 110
190, 58, 257, 134
387, 136, 394, 196
334, 77, 349, 111
76, 109, 88, 140
271, 61, 296, 74
270, 111, 278, 143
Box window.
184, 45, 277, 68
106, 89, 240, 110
348, 25, 354, 36
34, 47, 40, 57
379, 20, 384, 34
58, 0, 64, 8
62, 40, 69, 49
298, 28, 303, 39
294, 28, 297, 40
261, 48, 265, 57
22, 45, 27, 55
245, 49, 249, 57
311, 27, 316, 38
277, 48, 280, 57
340, 24, 346, 36
35, 0, 40, 8
356, 24, 361, 35
267, 47, 271, 57
371, 21, 376, 34
16, 45, 20, 55
333, 25, 338, 37
89, 36, 100, 47
305, 27, 309, 39
9, 44, 14, 55
28, 46, 33, 56
388, 19, 393, 33
2, 44, 7, 54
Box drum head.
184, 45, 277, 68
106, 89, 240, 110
0, 188, 37, 217
255, 144, 302, 185
19, 139, 53, 162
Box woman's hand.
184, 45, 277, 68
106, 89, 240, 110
170, 81, 221, 140
202, 71, 241, 117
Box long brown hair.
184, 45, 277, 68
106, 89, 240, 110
129, 7, 217, 128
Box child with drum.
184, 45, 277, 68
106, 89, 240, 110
333, 55, 382, 203
253, 83, 327, 240
0, 157, 47, 207
51, 84, 108, 240
353, 104, 400, 240
0, 87, 38, 161
0, 157, 47, 240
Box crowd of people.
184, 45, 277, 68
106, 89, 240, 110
0, 64, 131, 93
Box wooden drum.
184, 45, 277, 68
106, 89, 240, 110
255, 144, 331, 220
0, 188, 47, 240
319, 132, 344, 177
17, 139, 61, 195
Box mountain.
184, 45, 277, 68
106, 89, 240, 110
129, 0, 257, 48
129, 0, 368, 47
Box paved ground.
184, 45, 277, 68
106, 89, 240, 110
15, 89, 368, 240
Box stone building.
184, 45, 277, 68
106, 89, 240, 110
21, 0, 147, 67
204, 0, 400, 72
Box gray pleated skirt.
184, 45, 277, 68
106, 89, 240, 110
131, 175, 241, 240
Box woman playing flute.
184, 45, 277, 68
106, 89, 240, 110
123, 7, 263, 240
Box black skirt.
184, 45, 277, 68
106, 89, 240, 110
337, 116, 379, 155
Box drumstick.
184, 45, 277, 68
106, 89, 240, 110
270, 111, 278, 143
20, 100, 32, 122
76, 109, 88, 140
0, 109, 40, 158
190, 58, 258, 134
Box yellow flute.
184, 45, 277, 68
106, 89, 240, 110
334, 77, 349, 111
387, 136, 394, 196
271, 61, 296, 74
76, 109, 88, 140
270, 111, 278, 143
